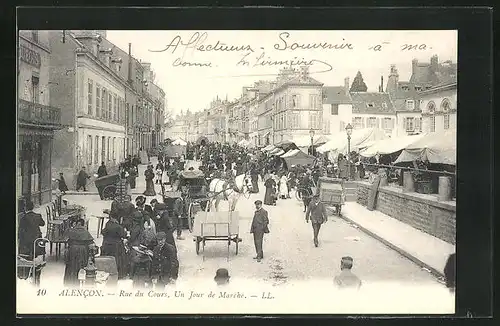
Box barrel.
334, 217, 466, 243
438, 176, 452, 201
378, 168, 388, 187
403, 171, 414, 193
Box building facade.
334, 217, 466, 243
322, 78, 353, 135
419, 81, 457, 133
18, 30, 63, 207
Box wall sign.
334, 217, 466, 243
19, 45, 41, 68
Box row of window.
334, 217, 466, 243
427, 98, 453, 113
87, 79, 125, 123
87, 79, 158, 126
86, 135, 125, 166
405, 117, 423, 133
273, 111, 322, 130
352, 117, 395, 130
427, 114, 450, 132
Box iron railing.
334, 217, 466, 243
18, 99, 62, 127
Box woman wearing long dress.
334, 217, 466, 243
101, 217, 128, 279
279, 174, 289, 199
143, 165, 156, 196
264, 176, 277, 206
63, 219, 95, 286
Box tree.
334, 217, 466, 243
350, 71, 368, 92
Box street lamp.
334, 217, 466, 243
345, 123, 353, 180
309, 128, 315, 156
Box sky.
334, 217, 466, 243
107, 30, 457, 116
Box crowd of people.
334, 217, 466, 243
19, 139, 456, 292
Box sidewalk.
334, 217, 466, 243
334, 202, 455, 278
64, 157, 159, 196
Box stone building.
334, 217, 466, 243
18, 30, 64, 207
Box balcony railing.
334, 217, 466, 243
18, 99, 62, 128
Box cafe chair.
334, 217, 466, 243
45, 205, 66, 261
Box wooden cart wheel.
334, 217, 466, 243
195, 237, 201, 255
102, 185, 117, 200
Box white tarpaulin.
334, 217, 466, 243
172, 138, 187, 146
395, 129, 456, 165
262, 145, 275, 152
270, 149, 285, 156
360, 134, 426, 158
281, 149, 300, 157
317, 128, 387, 154
291, 135, 332, 147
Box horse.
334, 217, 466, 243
208, 173, 252, 212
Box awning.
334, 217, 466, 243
395, 129, 456, 165
172, 138, 187, 146
317, 128, 387, 154
360, 134, 426, 158
281, 149, 316, 167
262, 144, 275, 152
291, 134, 332, 147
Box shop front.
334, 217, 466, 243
17, 99, 63, 210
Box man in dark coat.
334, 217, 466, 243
250, 200, 269, 262
305, 194, 328, 247
76, 166, 90, 191
172, 190, 187, 240
57, 172, 69, 194
151, 232, 179, 287
18, 200, 46, 259
97, 162, 108, 178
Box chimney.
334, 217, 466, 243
430, 55, 438, 71
344, 77, 350, 94
412, 59, 418, 75
127, 43, 132, 82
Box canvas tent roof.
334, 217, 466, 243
262, 144, 275, 152
172, 138, 187, 146
395, 129, 456, 165
317, 128, 387, 154
360, 134, 426, 158
291, 134, 332, 147
281, 149, 316, 167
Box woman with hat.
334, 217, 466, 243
63, 219, 95, 286
101, 215, 128, 279
214, 268, 230, 286
143, 165, 156, 196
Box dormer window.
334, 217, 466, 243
406, 100, 415, 110
367, 103, 374, 108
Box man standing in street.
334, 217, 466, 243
250, 200, 269, 262
172, 188, 187, 240
305, 194, 328, 247
97, 161, 108, 178
76, 166, 90, 192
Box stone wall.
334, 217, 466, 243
356, 181, 456, 244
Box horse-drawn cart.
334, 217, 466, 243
94, 173, 130, 201
163, 170, 210, 232
192, 210, 241, 261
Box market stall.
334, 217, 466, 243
317, 128, 388, 160
395, 129, 456, 165
172, 138, 187, 146
360, 134, 426, 158
269, 148, 285, 156
281, 149, 316, 168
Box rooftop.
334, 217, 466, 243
350, 92, 395, 115
323, 86, 352, 104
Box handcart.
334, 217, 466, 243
94, 173, 130, 201
192, 210, 241, 261
318, 177, 346, 215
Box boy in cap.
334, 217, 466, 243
250, 200, 269, 262
333, 256, 362, 289
305, 193, 328, 247
151, 232, 179, 287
